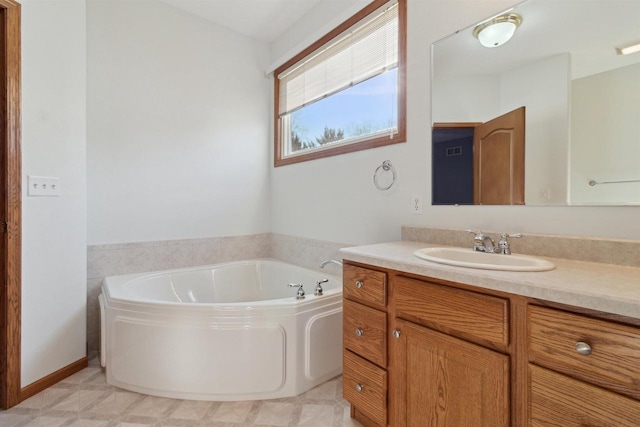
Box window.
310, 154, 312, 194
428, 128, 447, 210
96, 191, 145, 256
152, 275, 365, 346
274, 0, 406, 166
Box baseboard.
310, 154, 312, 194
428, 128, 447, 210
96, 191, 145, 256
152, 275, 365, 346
20, 356, 89, 402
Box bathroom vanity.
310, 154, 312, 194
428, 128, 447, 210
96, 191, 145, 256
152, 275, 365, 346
340, 241, 640, 426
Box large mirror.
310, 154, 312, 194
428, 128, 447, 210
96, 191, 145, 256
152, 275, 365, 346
431, 0, 640, 206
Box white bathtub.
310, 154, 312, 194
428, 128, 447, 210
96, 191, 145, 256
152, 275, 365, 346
99, 259, 343, 401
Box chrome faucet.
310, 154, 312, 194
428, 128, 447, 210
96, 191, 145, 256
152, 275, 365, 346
468, 230, 522, 254
497, 232, 522, 255
315, 278, 329, 296
288, 283, 305, 300
320, 259, 343, 269
468, 230, 497, 253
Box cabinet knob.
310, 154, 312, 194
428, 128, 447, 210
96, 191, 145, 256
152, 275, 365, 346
355, 383, 364, 392
392, 330, 402, 339
355, 281, 363, 289
355, 328, 364, 337
575, 341, 592, 355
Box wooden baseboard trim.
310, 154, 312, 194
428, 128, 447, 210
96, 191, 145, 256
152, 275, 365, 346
20, 357, 88, 402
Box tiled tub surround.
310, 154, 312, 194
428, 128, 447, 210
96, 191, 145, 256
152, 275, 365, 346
87, 233, 348, 358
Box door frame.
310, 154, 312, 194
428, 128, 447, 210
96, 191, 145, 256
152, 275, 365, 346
0, 0, 21, 409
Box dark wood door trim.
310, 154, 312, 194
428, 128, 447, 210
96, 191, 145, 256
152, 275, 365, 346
0, 0, 21, 409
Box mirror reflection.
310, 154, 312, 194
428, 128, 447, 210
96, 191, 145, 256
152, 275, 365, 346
431, 0, 640, 206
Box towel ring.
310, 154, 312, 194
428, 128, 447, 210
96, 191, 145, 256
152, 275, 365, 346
373, 160, 397, 191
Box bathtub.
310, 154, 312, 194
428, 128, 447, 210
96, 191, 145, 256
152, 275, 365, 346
99, 259, 343, 401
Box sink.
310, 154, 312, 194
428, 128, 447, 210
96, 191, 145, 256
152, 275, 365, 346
414, 247, 555, 272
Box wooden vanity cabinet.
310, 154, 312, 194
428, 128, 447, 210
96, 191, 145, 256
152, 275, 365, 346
527, 305, 640, 426
342, 261, 640, 427
394, 319, 510, 427
392, 275, 511, 427
342, 263, 389, 427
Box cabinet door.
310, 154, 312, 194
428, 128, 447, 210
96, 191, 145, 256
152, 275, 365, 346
394, 319, 510, 427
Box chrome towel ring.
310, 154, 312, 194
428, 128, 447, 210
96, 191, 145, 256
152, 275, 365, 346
373, 160, 397, 191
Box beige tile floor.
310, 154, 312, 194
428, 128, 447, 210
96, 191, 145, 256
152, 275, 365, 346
1, 359, 363, 427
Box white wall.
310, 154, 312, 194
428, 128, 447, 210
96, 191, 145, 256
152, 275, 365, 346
501, 53, 570, 205
269, 0, 640, 243
432, 73, 501, 123
570, 63, 640, 204
87, 0, 271, 245
267, 0, 370, 74
21, 0, 87, 386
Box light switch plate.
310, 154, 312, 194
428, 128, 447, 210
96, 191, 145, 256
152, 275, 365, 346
27, 175, 61, 197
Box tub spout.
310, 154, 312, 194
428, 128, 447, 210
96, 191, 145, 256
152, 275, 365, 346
320, 259, 343, 269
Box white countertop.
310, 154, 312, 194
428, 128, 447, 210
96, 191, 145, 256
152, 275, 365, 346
340, 241, 640, 319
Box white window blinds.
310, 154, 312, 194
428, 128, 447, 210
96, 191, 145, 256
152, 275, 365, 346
278, 1, 398, 117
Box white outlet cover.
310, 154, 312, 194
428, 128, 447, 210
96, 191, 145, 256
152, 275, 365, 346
412, 194, 423, 214
27, 175, 61, 197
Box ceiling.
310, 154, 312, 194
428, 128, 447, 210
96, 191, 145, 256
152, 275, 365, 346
159, 0, 325, 43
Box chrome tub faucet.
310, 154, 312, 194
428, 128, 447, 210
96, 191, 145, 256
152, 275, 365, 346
320, 259, 343, 269
315, 259, 342, 297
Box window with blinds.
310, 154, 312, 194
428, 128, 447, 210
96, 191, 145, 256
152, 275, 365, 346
273, 0, 406, 166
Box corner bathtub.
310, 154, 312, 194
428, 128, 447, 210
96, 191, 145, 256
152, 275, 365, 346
99, 259, 343, 401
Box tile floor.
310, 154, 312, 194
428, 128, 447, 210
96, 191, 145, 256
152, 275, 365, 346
1, 359, 363, 427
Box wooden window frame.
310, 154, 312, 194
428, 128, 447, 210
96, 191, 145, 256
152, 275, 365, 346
273, 0, 407, 167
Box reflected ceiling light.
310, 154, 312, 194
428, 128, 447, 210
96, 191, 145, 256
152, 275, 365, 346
473, 14, 522, 48
616, 41, 640, 55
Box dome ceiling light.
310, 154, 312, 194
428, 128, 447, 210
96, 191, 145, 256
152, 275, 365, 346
473, 13, 523, 48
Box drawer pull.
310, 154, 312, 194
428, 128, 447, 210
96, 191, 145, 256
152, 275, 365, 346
355, 280, 364, 289
575, 341, 592, 355
355, 328, 364, 337
393, 329, 401, 339
355, 383, 364, 392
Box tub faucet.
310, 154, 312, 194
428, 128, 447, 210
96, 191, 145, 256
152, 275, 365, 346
288, 283, 305, 300
320, 259, 343, 269
315, 278, 329, 296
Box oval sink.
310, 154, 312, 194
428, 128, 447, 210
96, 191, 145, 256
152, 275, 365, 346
414, 247, 555, 272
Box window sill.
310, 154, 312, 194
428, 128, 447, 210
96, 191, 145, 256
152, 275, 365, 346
274, 132, 406, 167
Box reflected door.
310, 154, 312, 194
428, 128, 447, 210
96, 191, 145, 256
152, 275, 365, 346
473, 107, 525, 205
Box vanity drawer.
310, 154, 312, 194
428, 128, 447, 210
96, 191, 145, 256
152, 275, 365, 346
343, 299, 387, 367
529, 364, 640, 427
528, 305, 640, 399
394, 276, 509, 348
343, 350, 387, 427
343, 264, 386, 308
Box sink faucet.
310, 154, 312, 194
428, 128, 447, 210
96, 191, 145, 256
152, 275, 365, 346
497, 232, 522, 255
468, 230, 497, 253
468, 230, 522, 254
320, 259, 343, 269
